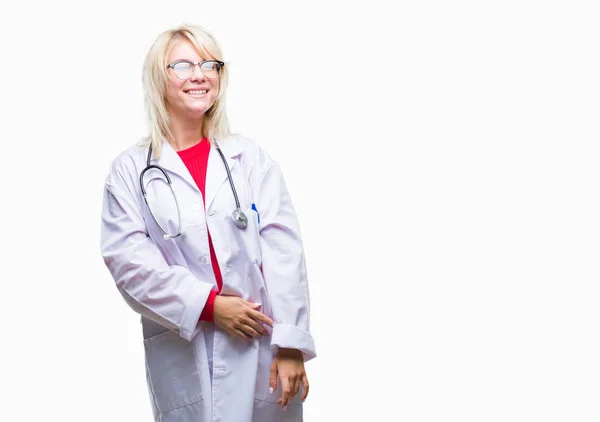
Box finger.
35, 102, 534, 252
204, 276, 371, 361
280, 376, 292, 409
288, 375, 298, 399
269, 360, 278, 395
250, 309, 274, 327
292, 375, 300, 396
244, 316, 268, 336
240, 324, 262, 339
233, 328, 252, 342
301, 374, 309, 402
244, 300, 262, 309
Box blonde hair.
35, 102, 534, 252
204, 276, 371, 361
141, 23, 231, 158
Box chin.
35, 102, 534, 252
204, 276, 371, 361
187, 104, 212, 114
187, 100, 216, 113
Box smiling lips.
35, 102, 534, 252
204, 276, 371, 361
186, 89, 207, 96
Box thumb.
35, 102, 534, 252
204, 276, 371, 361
269, 359, 278, 395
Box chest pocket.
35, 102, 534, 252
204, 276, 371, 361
207, 205, 261, 268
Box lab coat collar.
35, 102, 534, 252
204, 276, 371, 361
155, 140, 200, 194
153, 136, 244, 209
205, 136, 244, 211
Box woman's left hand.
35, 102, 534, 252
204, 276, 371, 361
269, 348, 309, 410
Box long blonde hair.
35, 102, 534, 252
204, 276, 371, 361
141, 23, 231, 158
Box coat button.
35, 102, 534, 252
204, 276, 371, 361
199, 256, 209, 264
192, 204, 202, 212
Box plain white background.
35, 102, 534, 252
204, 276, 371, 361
1, 0, 599, 421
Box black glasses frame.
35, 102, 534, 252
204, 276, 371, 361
166, 60, 225, 79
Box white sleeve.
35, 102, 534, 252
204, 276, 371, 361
100, 161, 213, 341
252, 148, 317, 361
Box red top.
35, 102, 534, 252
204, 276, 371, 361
177, 138, 221, 322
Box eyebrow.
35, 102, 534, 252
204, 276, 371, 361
171, 58, 211, 63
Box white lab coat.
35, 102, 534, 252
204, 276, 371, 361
100, 134, 316, 422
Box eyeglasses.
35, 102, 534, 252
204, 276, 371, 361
167, 60, 225, 80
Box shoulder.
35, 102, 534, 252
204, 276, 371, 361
104, 138, 148, 187
221, 134, 287, 189
222, 133, 277, 169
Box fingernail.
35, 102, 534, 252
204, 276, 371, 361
283, 405, 287, 411
269, 387, 274, 394
254, 302, 261, 306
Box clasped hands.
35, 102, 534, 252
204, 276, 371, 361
213, 295, 309, 409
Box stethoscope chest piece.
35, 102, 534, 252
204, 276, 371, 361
232, 209, 248, 229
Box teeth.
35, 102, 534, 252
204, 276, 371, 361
188, 90, 207, 95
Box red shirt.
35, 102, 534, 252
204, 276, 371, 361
177, 138, 221, 322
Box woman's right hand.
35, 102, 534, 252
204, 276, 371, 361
213, 296, 274, 341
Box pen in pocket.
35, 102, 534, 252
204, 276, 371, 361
251, 203, 260, 224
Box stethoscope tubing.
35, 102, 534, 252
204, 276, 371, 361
140, 140, 247, 240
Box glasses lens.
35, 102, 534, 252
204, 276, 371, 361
172, 62, 193, 80
200, 61, 221, 78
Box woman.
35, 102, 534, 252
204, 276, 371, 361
100, 23, 316, 422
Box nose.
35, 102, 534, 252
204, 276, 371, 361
190, 63, 206, 82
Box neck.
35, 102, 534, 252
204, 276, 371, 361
168, 113, 204, 151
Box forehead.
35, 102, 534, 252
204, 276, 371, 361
167, 40, 209, 62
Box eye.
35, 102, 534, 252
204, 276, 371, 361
173, 62, 193, 71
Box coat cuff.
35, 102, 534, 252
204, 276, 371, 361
179, 282, 214, 341
270, 323, 316, 362
199, 290, 217, 322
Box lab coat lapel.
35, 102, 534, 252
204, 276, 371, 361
205, 137, 244, 212
155, 140, 200, 194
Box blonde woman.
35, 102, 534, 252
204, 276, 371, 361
100, 24, 315, 422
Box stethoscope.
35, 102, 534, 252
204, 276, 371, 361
140, 141, 248, 240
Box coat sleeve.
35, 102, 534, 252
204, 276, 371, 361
252, 147, 317, 361
100, 158, 214, 341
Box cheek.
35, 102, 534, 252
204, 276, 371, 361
210, 81, 220, 99
166, 81, 184, 103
